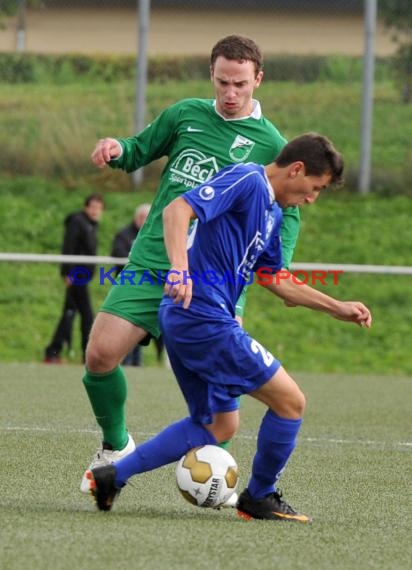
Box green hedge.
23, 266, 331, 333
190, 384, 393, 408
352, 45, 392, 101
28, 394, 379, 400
0, 52, 394, 84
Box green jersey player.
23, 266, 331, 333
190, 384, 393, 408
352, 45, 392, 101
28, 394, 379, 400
81, 35, 300, 495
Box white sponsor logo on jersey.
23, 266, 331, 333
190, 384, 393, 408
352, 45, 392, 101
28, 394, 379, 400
229, 135, 255, 162
187, 126, 203, 132
170, 150, 219, 188
199, 185, 215, 200
265, 210, 275, 239
237, 231, 266, 280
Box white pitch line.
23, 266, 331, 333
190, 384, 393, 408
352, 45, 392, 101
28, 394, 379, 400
303, 436, 412, 447
2, 425, 411, 449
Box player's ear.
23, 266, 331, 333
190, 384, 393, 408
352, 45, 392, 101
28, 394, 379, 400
255, 70, 264, 87
290, 161, 305, 179
210, 66, 214, 82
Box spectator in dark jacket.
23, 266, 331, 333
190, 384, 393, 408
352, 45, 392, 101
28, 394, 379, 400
111, 204, 152, 366
44, 193, 105, 363
111, 204, 151, 275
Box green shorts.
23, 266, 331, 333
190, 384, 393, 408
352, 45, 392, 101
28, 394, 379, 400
100, 263, 165, 338
235, 284, 248, 318
100, 262, 249, 337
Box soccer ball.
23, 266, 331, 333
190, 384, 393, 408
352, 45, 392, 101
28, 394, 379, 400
176, 445, 239, 508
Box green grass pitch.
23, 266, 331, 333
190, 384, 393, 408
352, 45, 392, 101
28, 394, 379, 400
1, 363, 411, 570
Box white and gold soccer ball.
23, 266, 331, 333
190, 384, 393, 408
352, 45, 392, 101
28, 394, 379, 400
176, 445, 239, 508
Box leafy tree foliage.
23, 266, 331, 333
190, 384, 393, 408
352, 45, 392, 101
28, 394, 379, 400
0, 1, 43, 18
380, 0, 412, 102
380, 0, 412, 32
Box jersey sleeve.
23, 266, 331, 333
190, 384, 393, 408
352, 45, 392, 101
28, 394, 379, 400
183, 164, 260, 222
280, 206, 300, 269
108, 102, 182, 173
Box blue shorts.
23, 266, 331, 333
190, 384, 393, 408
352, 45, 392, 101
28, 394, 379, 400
159, 301, 281, 424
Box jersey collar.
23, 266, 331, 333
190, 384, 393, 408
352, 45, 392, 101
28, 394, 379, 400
263, 169, 275, 204
213, 99, 262, 121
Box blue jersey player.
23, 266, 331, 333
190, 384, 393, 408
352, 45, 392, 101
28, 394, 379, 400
86, 133, 372, 521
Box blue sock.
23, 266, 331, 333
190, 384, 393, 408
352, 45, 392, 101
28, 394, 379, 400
248, 409, 302, 499
114, 417, 217, 487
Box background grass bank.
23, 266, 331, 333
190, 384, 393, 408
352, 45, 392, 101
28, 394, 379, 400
0, 74, 411, 371
0, 78, 411, 193
0, 180, 411, 373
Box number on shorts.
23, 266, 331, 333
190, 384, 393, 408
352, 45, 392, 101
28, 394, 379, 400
250, 339, 274, 367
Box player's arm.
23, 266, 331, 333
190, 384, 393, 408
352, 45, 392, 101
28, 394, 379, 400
264, 273, 372, 328
91, 138, 122, 167
163, 197, 197, 309
90, 103, 178, 172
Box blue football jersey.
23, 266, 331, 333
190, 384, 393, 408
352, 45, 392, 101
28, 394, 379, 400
178, 162, 283, 316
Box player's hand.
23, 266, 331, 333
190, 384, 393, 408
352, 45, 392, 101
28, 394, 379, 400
164, 267, 192, 309
329, 301, 372, 328
91, 138, 122, 168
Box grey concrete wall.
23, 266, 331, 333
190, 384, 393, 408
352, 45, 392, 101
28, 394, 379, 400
0, 7, 395, 57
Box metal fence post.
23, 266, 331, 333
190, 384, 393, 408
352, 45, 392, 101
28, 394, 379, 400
359, 0, 377, 194
132, 0, 151, 188
16, 0, 26, 53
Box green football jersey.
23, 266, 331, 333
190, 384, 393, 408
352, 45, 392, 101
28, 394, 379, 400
110, 97, 299, 270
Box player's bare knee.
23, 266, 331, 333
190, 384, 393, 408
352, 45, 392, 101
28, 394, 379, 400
294, 389, 306, 417
286, 389, 306, 418
284, 379, 306, 417
85, 339, 119, 372
269, 388, 306, 419
210, 411, 239, 442
215, 425, 238, 442
206, 421, 238, 443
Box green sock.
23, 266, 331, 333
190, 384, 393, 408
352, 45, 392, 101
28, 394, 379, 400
218, 440, 231, 450
82, 366, 129, 450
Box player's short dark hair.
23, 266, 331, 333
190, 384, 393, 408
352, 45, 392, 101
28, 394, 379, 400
276, 133, 344, 186
210, 35, 263, 77
84, 193, 105, 207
